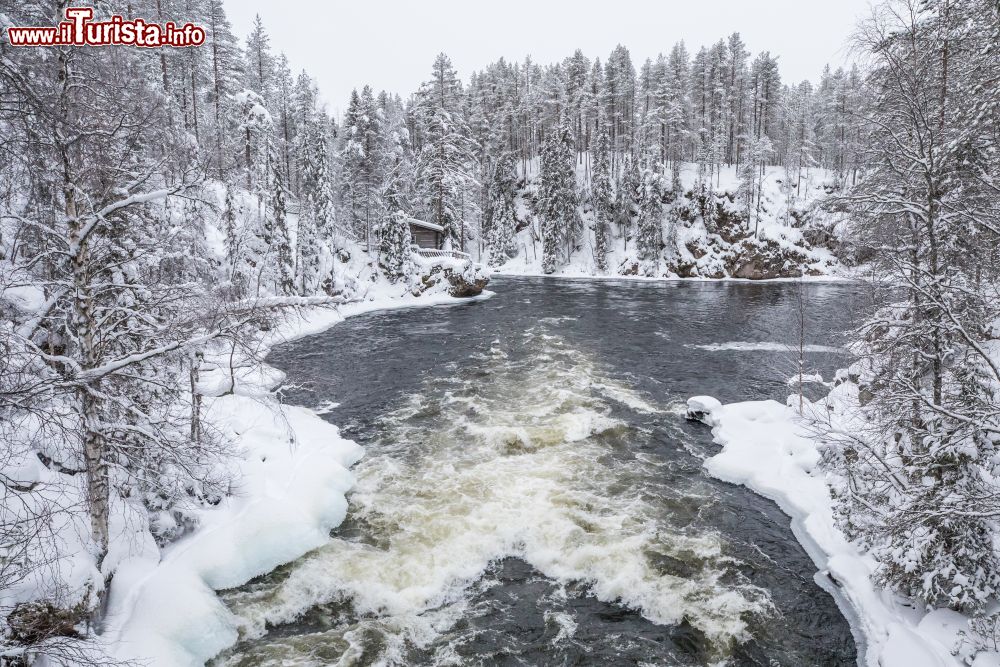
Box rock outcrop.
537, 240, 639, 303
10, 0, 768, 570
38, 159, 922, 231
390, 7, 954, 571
416, 261, 490, 298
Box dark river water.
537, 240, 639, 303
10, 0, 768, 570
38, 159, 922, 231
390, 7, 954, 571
214, 276, 868, 667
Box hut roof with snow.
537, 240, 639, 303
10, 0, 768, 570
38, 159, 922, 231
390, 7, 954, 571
406, 217, 443, 249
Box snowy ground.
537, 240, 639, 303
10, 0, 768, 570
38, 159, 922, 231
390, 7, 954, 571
688, 387, 1000, 667
104, 287, 493, 666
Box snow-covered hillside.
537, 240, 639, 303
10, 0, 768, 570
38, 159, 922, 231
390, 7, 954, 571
497, 161, 851, 280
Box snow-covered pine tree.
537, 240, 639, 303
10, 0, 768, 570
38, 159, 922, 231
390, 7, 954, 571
604, 45, 637, 165
563, 50, 591, 158
230, 89, 281, 295
222, 185, 242, 288
340, 86, 385, 254
379, 209, 415, 281
274, 54, 296, 188
378, 91, 418, 236
636, 166, 665, 275
662, 42, 691, 170
244, 15, 275, 106
783, 81, 818, 197
614, 154, 640, 249
736, 144, 757, 225
233, 89, 273, 192
749, 52, 781, 145
670, 162, 683, 196
269, 148, 296, 295
585, 58, 604, 157
591, 131, 614, 273
485, 151, 519, 267
725, 33, 749, 166
414, 53, 479, 250
296, 193, 320, 293
204, 0, 243, 179
295, 99, 335, 293
538, 118, 578, 273
737, 134, 772, 236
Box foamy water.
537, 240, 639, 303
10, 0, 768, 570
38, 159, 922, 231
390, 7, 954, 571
214, 329, 773, 665
214, 277, 864, 666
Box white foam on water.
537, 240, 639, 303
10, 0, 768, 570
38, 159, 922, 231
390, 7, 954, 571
686, 342, 845, 353
545, 610, 578, 643
312, 400, 341, 415
218, 332, 773, 665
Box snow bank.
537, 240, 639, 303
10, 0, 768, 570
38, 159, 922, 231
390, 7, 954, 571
106, 399, 361, 665
105, 288, 493, 666
688, 395, 980, 667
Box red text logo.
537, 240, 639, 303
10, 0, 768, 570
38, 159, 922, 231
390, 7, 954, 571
6, 7, 206, 48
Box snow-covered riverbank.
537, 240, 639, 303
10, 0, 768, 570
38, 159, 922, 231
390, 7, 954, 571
495, 163, 854, 281
105, 288, 493, 666
690, 391, 999, 667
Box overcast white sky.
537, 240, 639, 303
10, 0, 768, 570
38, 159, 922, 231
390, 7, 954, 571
226, 0, 871, 118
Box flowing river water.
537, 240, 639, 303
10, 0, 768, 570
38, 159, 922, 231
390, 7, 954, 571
213, 276, 867, 666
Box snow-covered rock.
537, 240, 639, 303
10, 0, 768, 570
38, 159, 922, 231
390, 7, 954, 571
685, 395, 722, 424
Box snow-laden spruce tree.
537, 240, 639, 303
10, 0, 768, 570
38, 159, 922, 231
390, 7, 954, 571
205, 0, 243, 179
378, 172, 416, 282
614, 155, 640, 250
413, 54, 479, 251
636, 166, 665, 275
234, 89, 273, 193
538, 118, 578, 274
826, 0, 1000, 615
230, 89, 274, 295
223, 185, 242, 285
379, 209, 416, 281
736, 134, 772, 237
340, 86, 385, 254
228, 88, 297, 297
782, 81, 818, 197
604, 45, 637, 161
485, 151, 519, 267
378, 92, 417, 218
269, 148, 296, 295
591, 131, 614, 273
295, 99, 337, 293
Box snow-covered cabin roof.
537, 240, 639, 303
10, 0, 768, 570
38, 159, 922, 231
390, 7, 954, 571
405, 217, 444, 233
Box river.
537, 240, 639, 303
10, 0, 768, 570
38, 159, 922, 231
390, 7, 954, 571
212, 276, 867, 666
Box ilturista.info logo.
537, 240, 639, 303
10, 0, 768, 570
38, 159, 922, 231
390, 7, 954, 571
6, 7, 206, 48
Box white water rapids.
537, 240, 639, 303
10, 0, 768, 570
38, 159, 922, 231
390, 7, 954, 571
214, 325, 775, 666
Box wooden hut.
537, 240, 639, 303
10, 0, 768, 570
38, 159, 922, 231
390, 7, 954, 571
406, 217, 444, 250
